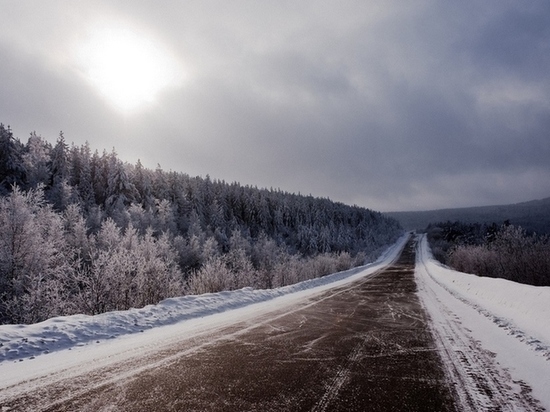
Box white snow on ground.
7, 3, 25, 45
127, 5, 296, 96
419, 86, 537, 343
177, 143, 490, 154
417, 235, 550, 356
0, 236, 409, 366
416, 234, 550, 410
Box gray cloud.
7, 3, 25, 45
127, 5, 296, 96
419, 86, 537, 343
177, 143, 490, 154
1, 0, 549, 211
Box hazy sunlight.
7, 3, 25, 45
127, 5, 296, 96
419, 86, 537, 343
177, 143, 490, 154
76, 23, 183, 113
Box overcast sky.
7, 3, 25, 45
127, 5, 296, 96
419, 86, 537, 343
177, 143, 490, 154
1, 1, 549, 212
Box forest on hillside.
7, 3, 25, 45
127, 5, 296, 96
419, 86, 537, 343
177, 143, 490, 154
0, 124, 402, 324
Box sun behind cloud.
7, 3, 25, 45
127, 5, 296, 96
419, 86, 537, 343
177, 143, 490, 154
75, 22, 184, 113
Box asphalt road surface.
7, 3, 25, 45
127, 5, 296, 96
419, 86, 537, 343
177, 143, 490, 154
113, 238, 456, 412
2, 238, 464, 411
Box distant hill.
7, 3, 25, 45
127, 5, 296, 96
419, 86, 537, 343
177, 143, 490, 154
385, 197, 550, 234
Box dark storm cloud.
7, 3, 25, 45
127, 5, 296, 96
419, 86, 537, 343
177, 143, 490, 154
1, 0, 549, 211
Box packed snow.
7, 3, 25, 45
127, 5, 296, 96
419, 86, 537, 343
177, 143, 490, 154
417, 234, 550, 359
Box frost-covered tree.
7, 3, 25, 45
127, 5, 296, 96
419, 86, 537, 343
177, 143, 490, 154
105, 150, 136, 223
0, 124, 25, 193
22, 132, 51, 189
128, 203, 153, 235
0, 122, 405, 322
152, 198, 177, 235
132, 159, 153, 207
91, 149, 109, 206
50, 132, 69, 185
48, 132, 73, 210
446, 224, 550, 286
78, 142, 96, 210
75, 220, 183, 314
131, 230, 183, 307
0, 187, 78, 323
186, 256, 233, 295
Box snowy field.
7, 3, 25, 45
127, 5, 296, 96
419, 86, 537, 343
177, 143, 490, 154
1, 233, 549, 410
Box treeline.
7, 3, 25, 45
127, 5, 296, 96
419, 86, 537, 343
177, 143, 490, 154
0, 124, 402, 324
427, 221, 550, 286
388, 197, 550, 234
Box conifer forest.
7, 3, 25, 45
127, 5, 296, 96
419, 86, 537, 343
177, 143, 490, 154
0, 124, 402, 324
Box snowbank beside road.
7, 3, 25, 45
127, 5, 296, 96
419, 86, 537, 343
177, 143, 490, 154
0, 235, 408, 364
417, 235, 550, 356
416, 234, 550, 410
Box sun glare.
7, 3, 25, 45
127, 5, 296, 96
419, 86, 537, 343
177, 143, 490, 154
76, 23, 183, 113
